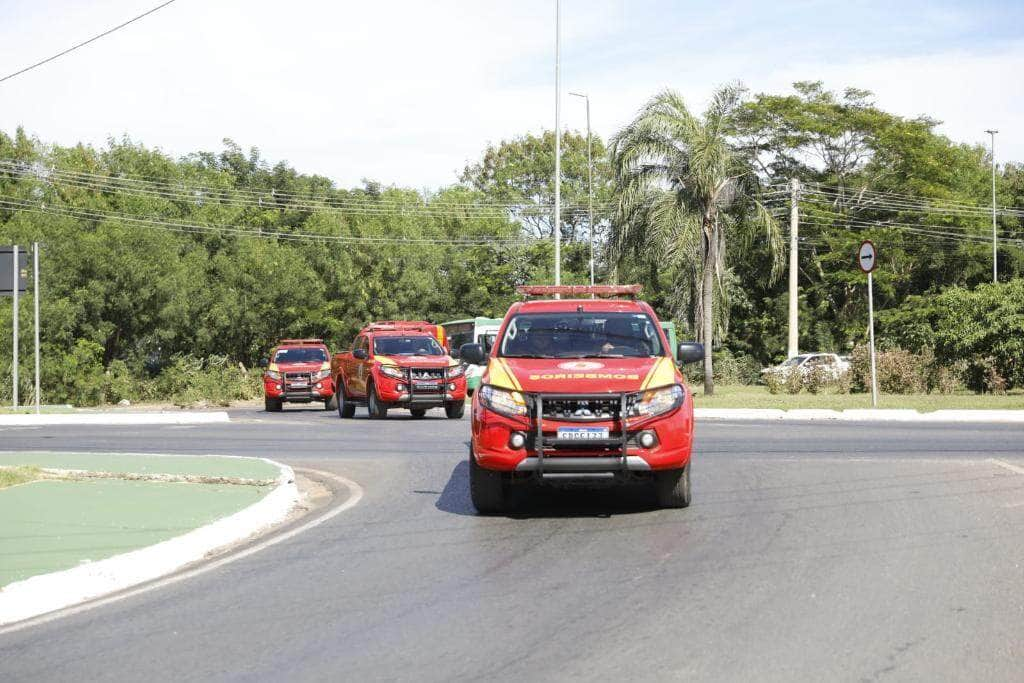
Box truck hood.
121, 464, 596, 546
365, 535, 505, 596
375, 355, 456, 368
487, 356, 679, 394
268, 361, 328, 373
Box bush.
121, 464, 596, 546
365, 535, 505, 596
153, 355, 261, 407
880, 280, 1024, 391
803, 366, 831, 394
784, 368, 803, 394
763, 369, 785, 394
712, 349, 762, 385
850, 344, 928, 395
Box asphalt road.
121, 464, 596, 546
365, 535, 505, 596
2, 407, 1024, 681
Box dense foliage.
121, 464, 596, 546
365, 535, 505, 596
1, 81, 1022, 405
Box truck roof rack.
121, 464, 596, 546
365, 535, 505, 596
279, 338, 325, 346
516, 284, 643, 300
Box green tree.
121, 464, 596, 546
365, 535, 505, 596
609, 86, 783, 394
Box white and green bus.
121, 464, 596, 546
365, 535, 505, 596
442, 317, 503, 395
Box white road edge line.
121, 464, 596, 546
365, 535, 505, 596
0, 468, 363, 636
988, 458, 1024, 476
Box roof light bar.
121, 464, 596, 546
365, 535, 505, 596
515, 284, 643, 299
279, 338, 325, 345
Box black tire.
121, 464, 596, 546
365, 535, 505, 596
469, 447, 508, 514
367, 383, 388, 420
264, 397, 283, 412
337, 386, 355, 419
654, 464, 692, 508
444, 400, 465, 419
410, 408, 427, 419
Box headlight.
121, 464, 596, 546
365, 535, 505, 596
447, 364, 466, 378
479, 384, 528, 418
380, 365, 405, 379
312, 369, 331, 381
629, 384, 684, 419
266, 370, 281, 380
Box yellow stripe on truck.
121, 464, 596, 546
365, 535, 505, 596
641, 357, 676, 390
486, 359, 522, 391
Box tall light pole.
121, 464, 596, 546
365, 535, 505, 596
553, 0, 561, 286
985, 129, 999, 283
569, 91, 594, 286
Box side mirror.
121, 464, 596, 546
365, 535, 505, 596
460, 343, 486, 365
258, 358, 268, 368
677, 342, 704, 364
353, 348, 368, 360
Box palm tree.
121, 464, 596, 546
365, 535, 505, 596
609, 85, 782, 395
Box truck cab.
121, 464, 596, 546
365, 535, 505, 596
261, 339, 335, 412
460, 285, 703, 513
331, 321, 468, 419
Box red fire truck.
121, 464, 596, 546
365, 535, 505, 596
459, 285, 703, 513
331, 321, 468, 419
261, 339, 335, 412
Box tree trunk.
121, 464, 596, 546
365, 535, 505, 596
702, 226, 715, 396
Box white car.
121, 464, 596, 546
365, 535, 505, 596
762, 353, 850, 380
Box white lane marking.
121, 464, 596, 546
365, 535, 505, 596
989, 459, 1024, 476
0, 469, 363, 636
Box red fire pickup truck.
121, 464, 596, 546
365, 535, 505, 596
331, 321, 468, 419
261, 339, 335, 412
458, 285, 704, 513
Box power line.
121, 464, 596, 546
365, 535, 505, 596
0, 1, 179, 85
0, 196, 543, 248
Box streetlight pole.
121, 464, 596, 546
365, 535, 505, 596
553, 0, 561, 287
570, 91, 594, 286
985, 129, 999, 283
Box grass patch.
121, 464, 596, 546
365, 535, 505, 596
690, 385, 1024, 411
0, 466, 42, 490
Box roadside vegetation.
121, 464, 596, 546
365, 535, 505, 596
1, 80, 1022, 407
0, 466, 41, 490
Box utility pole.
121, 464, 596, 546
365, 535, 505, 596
553, 0, 561, 287
788, 178, 800, 358
12, 244, 18, 408
33, 243, 40, 414
986, 129, 999, 283
570, 91, 593, 286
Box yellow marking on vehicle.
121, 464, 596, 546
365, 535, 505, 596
374, 356, 397, 366
268, 363, 279, 372
487, 359, 520, 390
640, 357, 676, 390
527, 373, 641, 380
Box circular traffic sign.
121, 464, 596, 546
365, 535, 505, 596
858, 240, 877, 273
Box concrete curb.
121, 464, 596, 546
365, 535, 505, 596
694, 408, 1024, 423
0, 412, 231, 426
0, 456, 298, 626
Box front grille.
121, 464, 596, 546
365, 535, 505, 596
285, 372, 311, 380
538, 396, 626, 422
409, 368, 445, 380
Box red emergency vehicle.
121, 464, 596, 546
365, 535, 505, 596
331, 321, 468, 419
261, 339, 335, 412
459, 285, 704, 512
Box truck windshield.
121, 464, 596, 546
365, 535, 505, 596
374, 336, 445, 356
274, 347, 327, 363
500, 312, 664, 358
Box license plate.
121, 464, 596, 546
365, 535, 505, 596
289, 382, 308, 388
557, 427, 609, 441
413, 382, 437, 390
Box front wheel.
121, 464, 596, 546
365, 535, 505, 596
367, 383, 388, 420
410, 408, 427, 419
337, 387, 355, 419
653, 464, 691, 508
264, 397, 282, 412
469, 448, 508, 514
444, 400, 465, 419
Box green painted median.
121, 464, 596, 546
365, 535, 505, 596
0, 452, 277, 587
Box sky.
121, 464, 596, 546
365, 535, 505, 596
0, 0, 1021, 190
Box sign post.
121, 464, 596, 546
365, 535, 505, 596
2, 246, 28, 409
33, 243, 40, 414
858, 240, 879, 408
